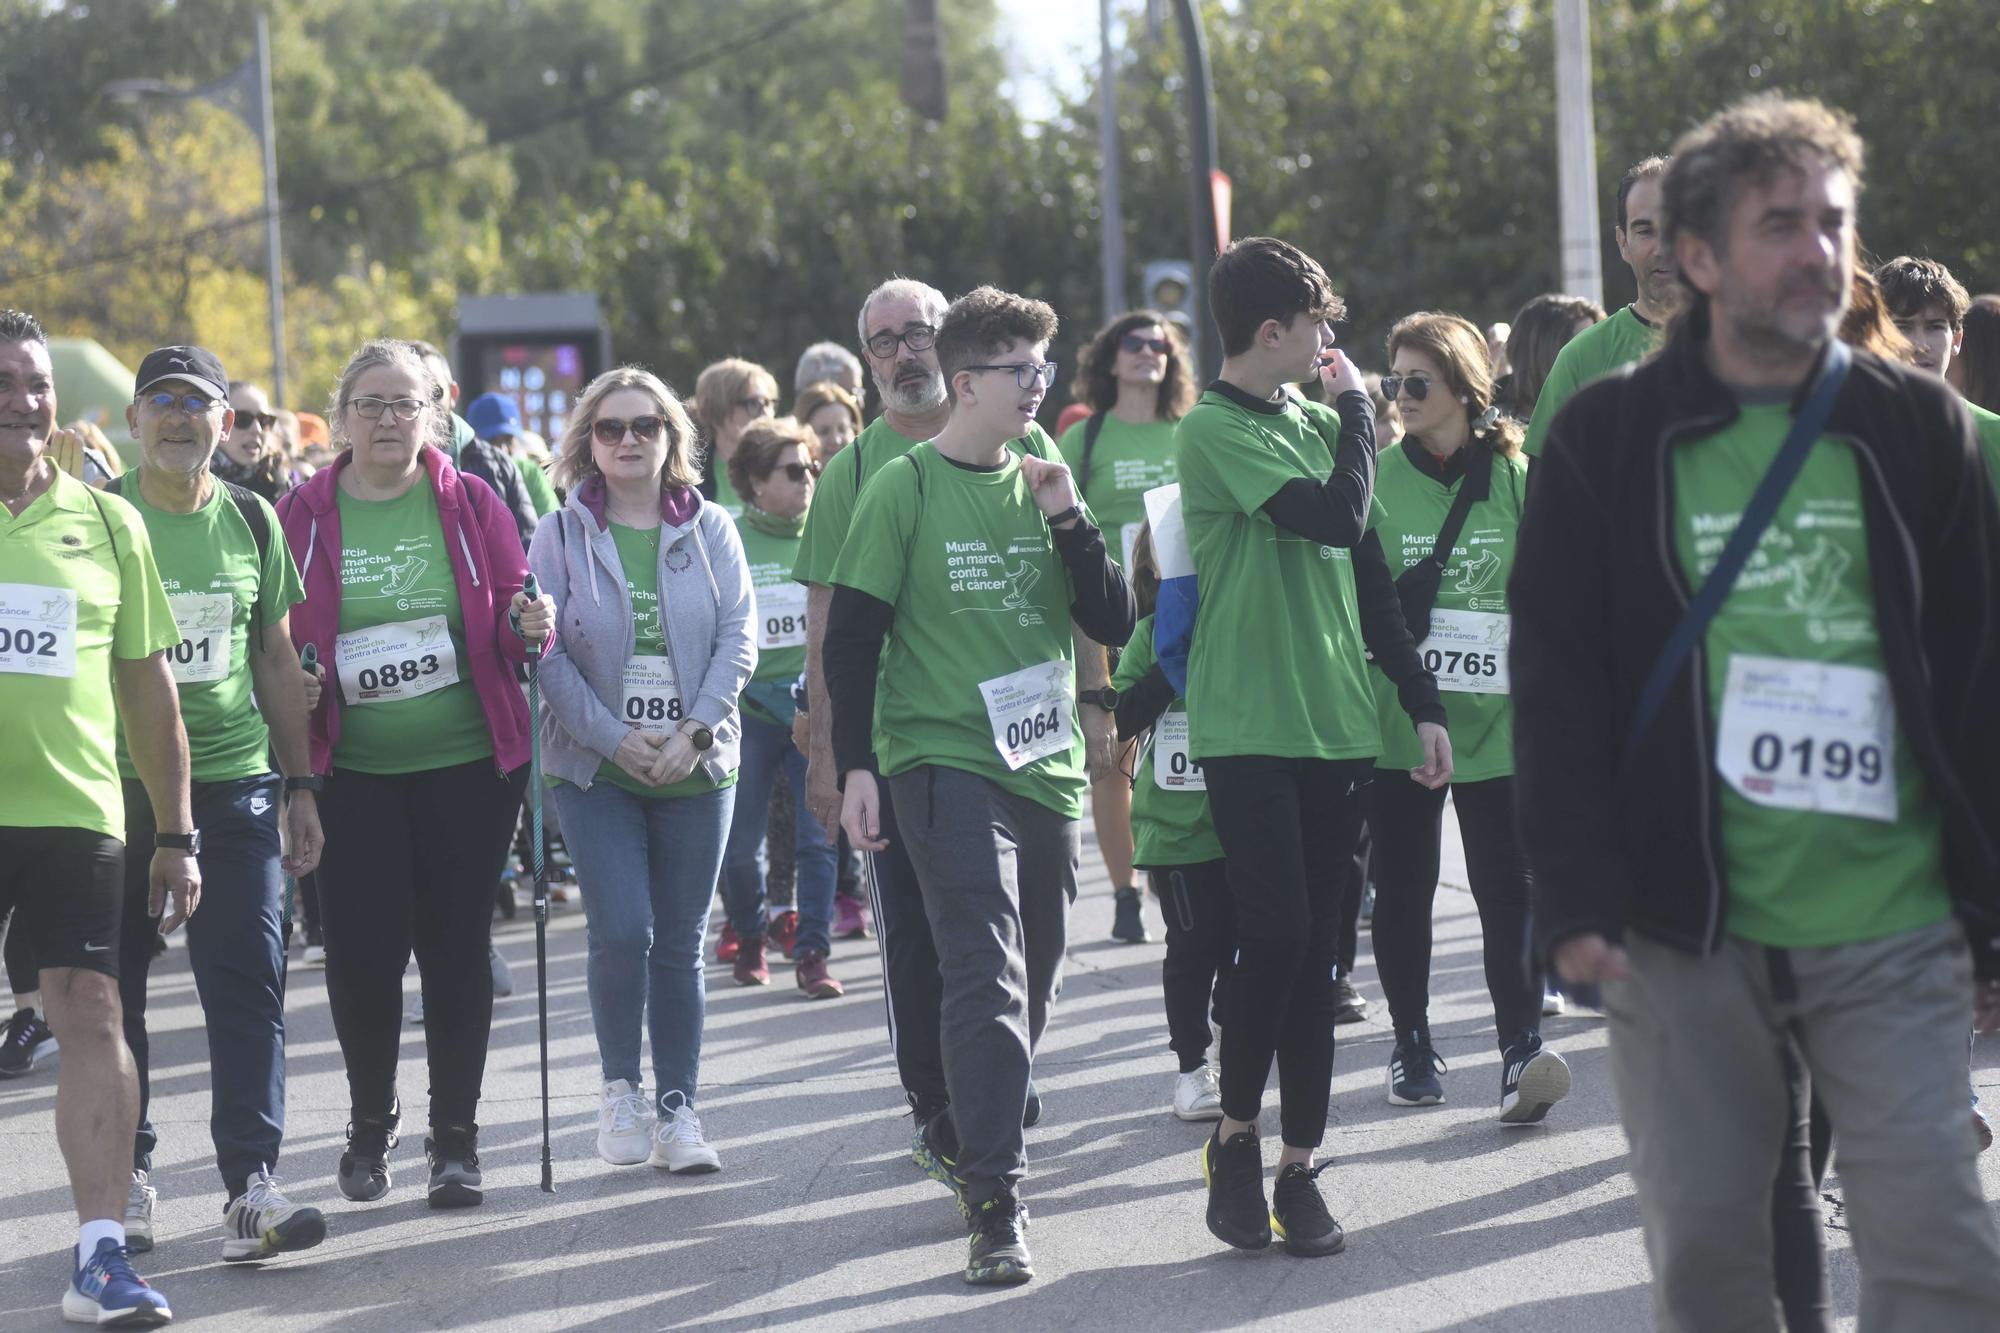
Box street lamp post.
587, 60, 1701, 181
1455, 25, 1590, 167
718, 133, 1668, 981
1168, 0, 1221, 380
102, 13, 286, 404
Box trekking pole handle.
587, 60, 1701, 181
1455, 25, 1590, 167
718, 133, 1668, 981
521, 574, 543, 661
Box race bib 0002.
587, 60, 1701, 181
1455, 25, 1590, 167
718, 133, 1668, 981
979, 659, 1073, 771
1421, 609, 1510, 695
756, 582, 808, 651
620, 653, 684, 726
0, 582, 77, 678
166, 592, 233, 685
1152, 707, 1206, 791
335, 615, 460, 705
1714, 654, 1898, 823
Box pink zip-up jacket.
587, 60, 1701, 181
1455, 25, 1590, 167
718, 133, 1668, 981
276, 445, 537, 776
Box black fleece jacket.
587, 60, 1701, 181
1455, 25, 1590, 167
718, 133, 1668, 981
1511, 313, 2000, 976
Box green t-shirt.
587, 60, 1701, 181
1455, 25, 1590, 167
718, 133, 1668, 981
581, 520, 733, 800
737, 506, 807, 691
1672, 405, 1951, 948
1174, 387, 1385, 763
1, 471, 180, 838
831, 442, 1086, 818
1969, 401, 2000, 500
1522, 305, 1663, 456
115, 481, 305, 783
516, 455, 560, 517
333, 484, 493, 774
792, 417, 1059, 586
1368, 444, 1528, 782
1056, 415, 1178, 566
1111, 614, 1223, 868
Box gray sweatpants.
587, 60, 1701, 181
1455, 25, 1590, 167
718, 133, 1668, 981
1605, 918, 2000, 1332
886, 765, 1078, 1202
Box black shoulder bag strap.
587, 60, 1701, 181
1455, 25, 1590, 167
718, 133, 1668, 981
1624, 338, 1853, 752
1391, 446, 1492, 642
1079, 412, 1107, 503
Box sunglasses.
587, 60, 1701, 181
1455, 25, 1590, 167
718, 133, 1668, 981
236, 410, 277, 430
1380, 373, 1435, 402
771, 461, 820, 483
1119, 334, 1171, 356
138, 390, 223, 415
592, 415, 667, 446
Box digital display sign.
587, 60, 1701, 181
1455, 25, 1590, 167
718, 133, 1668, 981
475, 341, 587, 444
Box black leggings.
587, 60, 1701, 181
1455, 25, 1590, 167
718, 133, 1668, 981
1365, 773, 1540, 1051
1204, 755, 1369, 1149
315, 759, 526, 1130
3, 907, 35, 996
1148, 859, 1234, 1074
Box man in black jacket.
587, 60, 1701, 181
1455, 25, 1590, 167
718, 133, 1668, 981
1513, 93, 2000, 1330
408, 341, 538, 549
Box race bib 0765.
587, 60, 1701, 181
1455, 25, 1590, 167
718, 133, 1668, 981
1421, 608, 1510, 695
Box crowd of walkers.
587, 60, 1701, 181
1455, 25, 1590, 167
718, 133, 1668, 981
5, 88, 2000, 1326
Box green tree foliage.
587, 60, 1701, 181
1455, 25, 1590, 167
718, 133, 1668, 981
2, 0, 1995, 412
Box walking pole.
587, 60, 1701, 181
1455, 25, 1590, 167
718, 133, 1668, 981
521, 575, 556, 1194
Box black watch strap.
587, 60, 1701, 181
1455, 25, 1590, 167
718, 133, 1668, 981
155, 830, 200, 853
1080, 686, 1120, 710
285, 775, 326, 794
1048, 504, 1084, 529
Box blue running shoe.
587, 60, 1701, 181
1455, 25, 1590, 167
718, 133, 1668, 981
1387, 1033, 1447, 1107
62, 1238, 172, 1327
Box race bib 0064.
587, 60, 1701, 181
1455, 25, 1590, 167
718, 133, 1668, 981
1152, 707, 1206, 791
979, 659, 1073, 771
1715, 654, 1898, 823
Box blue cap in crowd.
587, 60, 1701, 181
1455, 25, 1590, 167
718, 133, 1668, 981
464, 392, 522, 441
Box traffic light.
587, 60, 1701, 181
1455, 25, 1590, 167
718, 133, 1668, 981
1143, 259, 1198, 363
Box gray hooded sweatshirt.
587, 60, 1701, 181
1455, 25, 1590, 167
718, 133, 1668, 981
527, 477, 757, 789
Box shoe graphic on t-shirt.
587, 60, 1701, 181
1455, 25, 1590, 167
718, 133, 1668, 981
381, 556, 429, 598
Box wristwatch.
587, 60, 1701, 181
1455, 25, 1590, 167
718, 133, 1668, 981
1078, 686, 1120, 711
155, 830, 202, 854
284, 775, 326, 795
1048, 504, 1084, 529
684, 722, 715, 752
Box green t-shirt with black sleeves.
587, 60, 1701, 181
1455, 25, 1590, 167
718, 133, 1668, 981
1, 471, 180, 838
792, 417, 1060, 587
1522, 305, 1662, 456
1174, 386, 1385, 764
831, 443, 1086, 818
1970, 401, 2000, 500
1057, 415, 1178, 567
1671, 404, 1951, 949
115, 481, 305, 783
332, 484, 492, 775
582, 520, 733, 800
1367, 444, 1528, 782
1111, 614, 1223, 868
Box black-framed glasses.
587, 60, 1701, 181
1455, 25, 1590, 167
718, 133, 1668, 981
964, 362, 1058, 391
347, 396, 427, 422
735, 395, 775, 417
865, 324, 937, 360
1119, 333, 1171, 356
138, 390, 223, 415
773, 460, 820, 483
236, 410, 277, 430
592, 415, 666, 445
1380, 373, 1434, 402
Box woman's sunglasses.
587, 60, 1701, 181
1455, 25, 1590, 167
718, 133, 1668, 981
770, 461, 820, 483
1120, 334, 1171, 356
1380, 373, 1435, 402
592, 415, 666, 445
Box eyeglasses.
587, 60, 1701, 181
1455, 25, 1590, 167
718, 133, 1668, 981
1119, 334, 1172, 356
772, 461, 820, 483
864, 325, 937, 360
964, 362, 1058, 391
138, 390, 223, 415
591, 415, 666, 446
1380, 373, 1435, 402
347, 396, 428, 422
236, 410, 277, 430
735, 395, 775, 417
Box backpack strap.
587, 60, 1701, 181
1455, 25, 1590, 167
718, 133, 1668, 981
1079, 412, 1107, 503
106, 472, 273, 646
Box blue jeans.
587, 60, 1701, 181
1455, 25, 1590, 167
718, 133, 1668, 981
721, 713, 837, 957
119, 775, 286, 1202
554, 779, 735, 1109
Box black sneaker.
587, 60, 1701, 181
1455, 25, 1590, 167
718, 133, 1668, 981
1270, 1161, 1346, 1257
912, 1108, 967, 1215
1201, 1127, 1271, 1250
425, 1124, 482, 1208
1111, 886, 1151, 943
0, 1007, 57, 1078
1023, 1079, 1042, 1129
1387, 1032, 1446, 1106
1499, 1035, 1572, 1125
338, 1101, 400, 1202
964, 1191, 1033, 1285
1331, 974, 1369, 1025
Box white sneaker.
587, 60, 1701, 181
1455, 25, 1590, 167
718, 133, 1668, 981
596, 1079, 654, 1166
124, 1169, 157, 1253
222, 1168, 327, 1262
1542, 987, 1567, 1017
489, 944, 514, 998
304, 944, 327, 967
1173, 1064, 1225, 1122
649, 1091, 720, 1174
